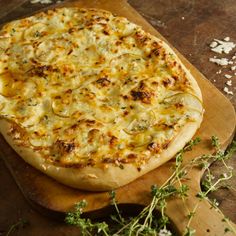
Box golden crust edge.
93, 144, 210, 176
151, 35, 203, 101
0, 116, 202, 191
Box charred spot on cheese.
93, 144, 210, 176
8, 123, 23, 141
127, 153, 137, 159
148, 48, 160, 58
6, 122, 30, 146
102, 157, 115, 163
54, 140, 75, 156
109, 135, 118, 147
103, 30, 109, 35
172, 75, 179, 81
88, 129, 100, 143
162, 77, 175, 87
123, 110, 129, 116
175, 103, 184, 109
134, 31, 149, 46
87, 158, 95, 166
147, 142, 161, 153
80, 88, 96, 100
130, 81, 155, 104
28, 65, 58, 77
63, 163, 86, 168
95, 77, 110, 87
83, 119, 96, 127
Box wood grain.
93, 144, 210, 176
0, 0, 28, 19
0, 1, 236, 236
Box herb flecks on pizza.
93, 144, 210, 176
0, 8, 203, 191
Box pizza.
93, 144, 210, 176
0, 7, 203, 191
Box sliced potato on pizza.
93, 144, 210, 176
0, 8, 203, 191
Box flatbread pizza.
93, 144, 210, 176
0, 8, 203, 191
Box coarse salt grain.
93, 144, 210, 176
210, 41, 218, 48
224, 37, 230, 41
210, 39, 235, 54
209, 57, 232, 66
224, 74, 232, 79
226, 80, 232, 86
223, 87, 234, 95
216, 69, 222, 74
231, 66, 236, 71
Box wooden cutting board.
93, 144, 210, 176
0, 0, 236, 235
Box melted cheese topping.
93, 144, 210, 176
0, 8, 203, 168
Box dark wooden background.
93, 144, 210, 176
0, 0, 235, 235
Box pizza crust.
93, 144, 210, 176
0, 117, 202, 191
161, 41, 202, 100
0, 7, 204, 191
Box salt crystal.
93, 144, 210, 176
210, 39, 235, 54
225, 74, 232, 79
210, 41, 218, 48
226, 80, 232, 86
209, 57, 232, 66
224, 37, 230, 41
223, 87, 234, 95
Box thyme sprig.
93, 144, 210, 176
65, 200, 109, 236
184, 137, 236, 235
6, 218, 28, 236
65, 137, 236, 235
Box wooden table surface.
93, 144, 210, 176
0, 0, 235, 235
